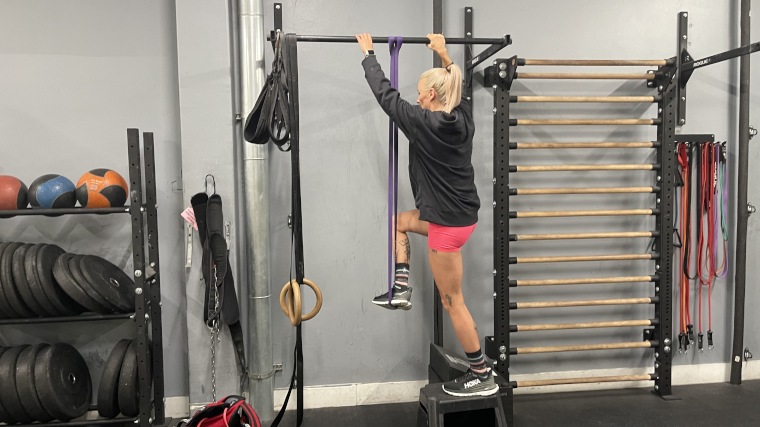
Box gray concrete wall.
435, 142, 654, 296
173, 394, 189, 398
264, 0, 748, 387
174, 0, 245, 404
0, 0, 186, 398
2, 0, 758, 406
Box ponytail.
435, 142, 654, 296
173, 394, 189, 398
420, 63, 463, 113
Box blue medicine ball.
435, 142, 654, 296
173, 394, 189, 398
28, 174, 77, 209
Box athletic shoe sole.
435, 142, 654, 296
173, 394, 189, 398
441, 385, 499, 397
372, 299, 412, 310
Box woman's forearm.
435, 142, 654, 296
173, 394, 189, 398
436, 49, 453, 68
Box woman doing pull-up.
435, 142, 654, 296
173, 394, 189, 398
356, 33, 495, 397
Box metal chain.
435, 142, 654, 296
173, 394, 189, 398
209, 266, 221, 401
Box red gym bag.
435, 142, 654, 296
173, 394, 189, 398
180, 395, 261, 427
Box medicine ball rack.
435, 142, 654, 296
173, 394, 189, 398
0, 129, 165, 427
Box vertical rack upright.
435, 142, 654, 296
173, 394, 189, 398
127, 129, 167, 425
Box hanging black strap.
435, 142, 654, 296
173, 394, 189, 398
190, 191, 248, 382
244, 31, 291, 151
270, 32, 304, 427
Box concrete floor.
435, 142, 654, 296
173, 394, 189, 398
269, 379, 760, 426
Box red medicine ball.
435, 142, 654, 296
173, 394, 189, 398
76, 169, 129, 208
0, 175, 29, 210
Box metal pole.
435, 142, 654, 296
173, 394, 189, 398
432, 0, 443, 348
730, 0, 750, 386
237, 0, 274, 418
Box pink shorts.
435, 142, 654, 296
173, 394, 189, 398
428, 223, 477, 252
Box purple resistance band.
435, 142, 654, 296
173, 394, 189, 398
388, 36, 403, 303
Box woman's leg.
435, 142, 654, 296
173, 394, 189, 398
372, 210, 428, 309
428, 249, 480, 352
430, 245, 497, 396
395, 209, 428, 264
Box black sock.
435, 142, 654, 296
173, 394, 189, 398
466, 349, 488, 375
395, 263, 410, 287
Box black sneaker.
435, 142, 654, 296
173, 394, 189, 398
442, 369, 498, 397
372, 285, 413, 310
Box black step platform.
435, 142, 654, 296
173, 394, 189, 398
427, 343, 514, 426
416, 379, 509, 427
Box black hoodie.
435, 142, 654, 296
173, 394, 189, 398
362, 55, 480, 227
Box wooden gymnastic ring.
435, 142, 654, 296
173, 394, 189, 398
279, 279, 302, 326
279, 278, 322, 326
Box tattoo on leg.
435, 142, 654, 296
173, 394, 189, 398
431, 248, 438, 254
445, 294, 453, 307
403, 239, 411, 260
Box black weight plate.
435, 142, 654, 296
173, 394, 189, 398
0, 347, 17, 424
0, 345, 35, 423
69, 254, 120, 313
1, 242, 36, 318
34, 343, 92, 421
117, 341, 139, 417
36, 244, 84, 316
24, 244, 62, 317
79, 255, 135, 313
97, 339, 131, 418
16, 344, 54, 422
12, 243, 49, 317
53, 253, 109, 314
0, 242, 18, 317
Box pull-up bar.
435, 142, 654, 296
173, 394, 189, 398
267, 33, 512, 70
268, 34, 510, 45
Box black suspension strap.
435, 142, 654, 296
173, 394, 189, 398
244, 31, 292, 151
244, 33, 305, 427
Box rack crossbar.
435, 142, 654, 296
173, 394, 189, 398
519, 58, 670, 66
513, 374, 656, 388
510, 297, 656, 309
510, 276, 657, 287
510, 253, 655, 264
512, 341, 657, 354
511, 141, 656, 149
512, 96, 659, 103
511, 319, 655, 332
510, 187, 657, 195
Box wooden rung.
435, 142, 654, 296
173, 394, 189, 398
511, 119, 660, 126
510, 275, 656, 287
511, 187, 658, 195
510, 231, 657, 241
510, 253, 656, 264
510, 297, 656, 309
513, 374, 655, 388
511, 96, 659, 103
511, 164, 656, 172
511, 141, 657, 149
519, 58, 669, 66
511, 319, 655, 332
515, 72, 656, 80
511, 209, 656, 218
511, 341, 656, 354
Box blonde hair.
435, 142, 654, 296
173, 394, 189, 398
419, 63, 463, 113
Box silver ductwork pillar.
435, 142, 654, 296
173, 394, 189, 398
234, 0, 273, 420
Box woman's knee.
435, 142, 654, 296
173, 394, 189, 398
438, 291, 464, 311
396, 210, 420, 234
